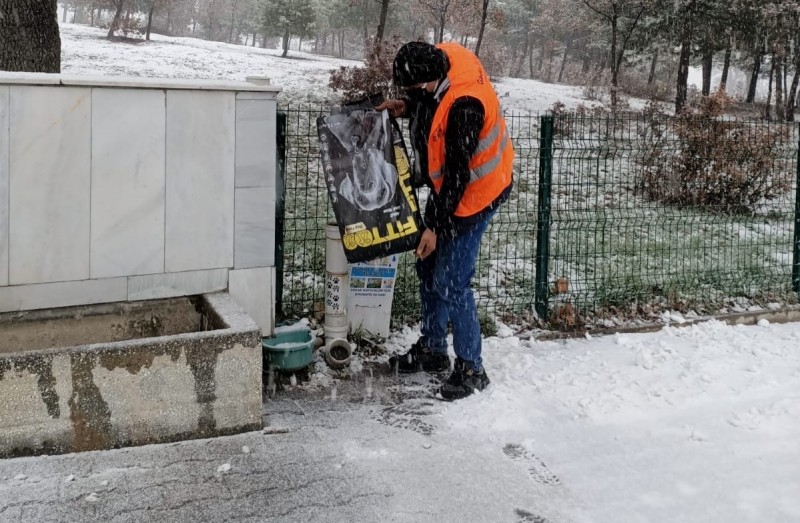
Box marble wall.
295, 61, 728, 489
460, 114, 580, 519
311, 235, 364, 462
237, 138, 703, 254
0, 76, 280, 335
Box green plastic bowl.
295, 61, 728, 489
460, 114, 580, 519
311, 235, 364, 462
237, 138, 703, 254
262, 328, 314, 372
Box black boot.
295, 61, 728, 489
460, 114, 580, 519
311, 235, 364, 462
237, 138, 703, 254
437, 357, 490, 401
389, 340, 450, 374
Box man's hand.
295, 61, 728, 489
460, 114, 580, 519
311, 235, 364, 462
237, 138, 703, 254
376, 99, 407, 118
416, 229, 437, 260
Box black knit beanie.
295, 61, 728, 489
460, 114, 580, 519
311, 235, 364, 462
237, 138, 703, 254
392, 42, 448, 87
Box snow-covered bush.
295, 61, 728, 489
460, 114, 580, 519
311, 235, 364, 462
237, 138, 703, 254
638, 91, 793, 214
328, 38, 401, 103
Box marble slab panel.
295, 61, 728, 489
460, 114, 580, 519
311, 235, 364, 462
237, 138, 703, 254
59, 75, 282, 92
0, 87, 8, 286
235, 97, 276, 188
91, 88, 166, 279
0, 72, 60, 85
9, 86, 91, 285
0, 277, 127, 313
0, 73, 283, 93
165, 91, 235, 273
235, 92, 279, 100
128, 268, 228, 301
234, 188, 275, 269
228, 267, 274, 334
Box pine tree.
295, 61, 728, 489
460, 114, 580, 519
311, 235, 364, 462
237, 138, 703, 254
579, 0, 661, 108
262, 0, 316, 57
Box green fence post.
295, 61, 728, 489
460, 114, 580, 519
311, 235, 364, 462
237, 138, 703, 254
793, 123, 800, 296
275, 111, 287, 320
535, 115, 555, 321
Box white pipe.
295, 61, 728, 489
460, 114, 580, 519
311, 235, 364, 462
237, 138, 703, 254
324, 221, 349, 345
324, 338, 352, 369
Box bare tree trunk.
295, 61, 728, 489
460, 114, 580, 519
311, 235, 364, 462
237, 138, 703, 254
474, 0, 490, 58
675, 41, 691, 113
544, 43, 554, 83
608, 0, 645, 105
582, 52, 591, 76
361, 0, 369, 51
537, 42, 545, 72
62, 1, 69, 22
0, 0, 61, 73
515, 32, 530, 77
610, 14, 619, 107
701, 45, 713, 96
375, 0, 390, 48
775, 52, 785, 121
720, 40, 731, 91
765, 60, 775, 121
747, 47, 763, 103
648, 49, 658, 85
558, 42, 571, 83
529, 35, 535, 78
107, 0, 125, 38
229, 2, 236, 44
674, 0, 696, 112
146, 4, 155, 41
281, 27, 290, 58
787, 51, 800, 122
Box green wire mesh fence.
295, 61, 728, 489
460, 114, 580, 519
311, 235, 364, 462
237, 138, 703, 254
543, 114, 799, 327
277, 105, 800, 329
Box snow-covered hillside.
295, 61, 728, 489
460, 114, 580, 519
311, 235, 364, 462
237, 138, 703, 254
58, 22, 600, 111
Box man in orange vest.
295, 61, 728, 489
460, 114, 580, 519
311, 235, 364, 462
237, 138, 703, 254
378, 41, 514, 401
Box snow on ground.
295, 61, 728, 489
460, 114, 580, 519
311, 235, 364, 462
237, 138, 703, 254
59, 23, 356, 104
494, 76, 599, 114
2, 320, 797, 521
58, 22, 620, 112
3, 21, 793, 523
380, 319, 800, 522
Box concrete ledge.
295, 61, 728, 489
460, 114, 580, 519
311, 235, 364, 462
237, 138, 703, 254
0, 72, 282, 93
0, 292, 262, 458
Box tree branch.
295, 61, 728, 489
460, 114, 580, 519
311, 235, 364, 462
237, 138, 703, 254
581, 0, 613, 22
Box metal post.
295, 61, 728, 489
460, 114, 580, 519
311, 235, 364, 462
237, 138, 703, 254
275, 111, 287, 320
535, 115, 555, 321
793, 123, 800, 295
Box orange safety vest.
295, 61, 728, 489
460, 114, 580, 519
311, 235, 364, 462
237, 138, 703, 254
427, 42, 514, 217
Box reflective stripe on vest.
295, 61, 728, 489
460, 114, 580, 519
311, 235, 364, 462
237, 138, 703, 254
428, 120, 507, 182
470, 130, 511, 183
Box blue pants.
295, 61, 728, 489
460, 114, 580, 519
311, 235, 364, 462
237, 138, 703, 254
416, 210, 495, 371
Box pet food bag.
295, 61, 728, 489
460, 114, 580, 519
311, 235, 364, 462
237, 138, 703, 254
317, 105, 421, 263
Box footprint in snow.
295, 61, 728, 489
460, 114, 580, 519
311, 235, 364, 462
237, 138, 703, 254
503, 443, 561, 486
376, 400, 437, 436
515, 508, 550, 522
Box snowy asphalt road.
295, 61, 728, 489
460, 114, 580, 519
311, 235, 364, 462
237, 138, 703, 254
0, 377, 579, 523
2, 319, 799, 523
